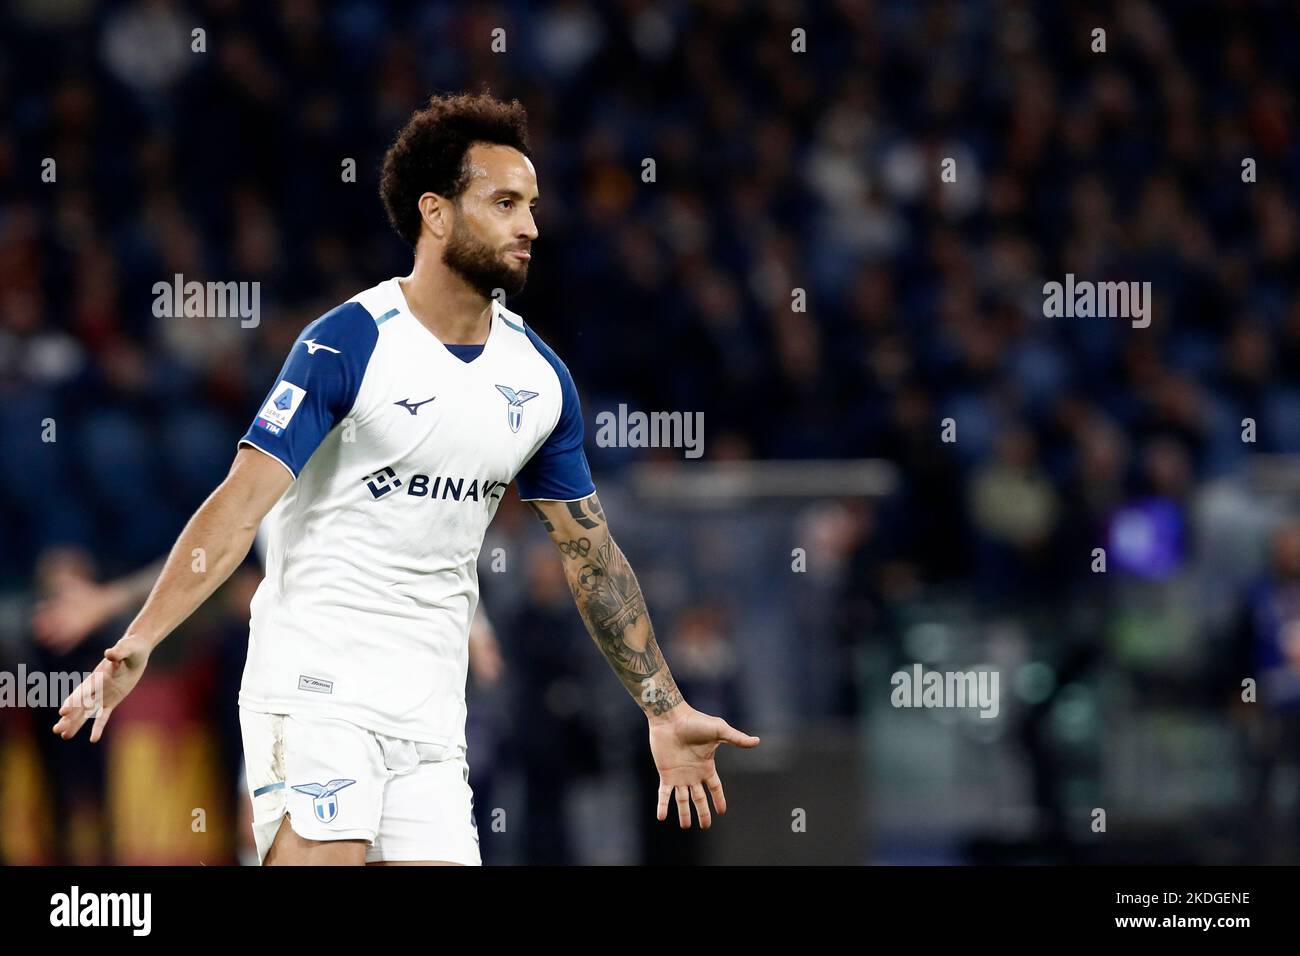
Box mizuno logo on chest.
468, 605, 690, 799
394, 396, 436, 415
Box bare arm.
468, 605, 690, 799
526, 491, 758, 828
101, 561, 165, 611
525, 492, 683, 721
53, 445, 292, 741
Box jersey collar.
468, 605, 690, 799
390, 277, 502, 365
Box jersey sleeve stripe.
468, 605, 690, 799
516, 489, 599, 503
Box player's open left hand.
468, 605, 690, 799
648, 703, 760, 829
51, 634, 152, 743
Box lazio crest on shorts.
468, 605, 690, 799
291, 779, 357, 823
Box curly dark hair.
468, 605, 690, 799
379, 90, 532, 248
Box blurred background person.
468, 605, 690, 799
2, 547, 113, 864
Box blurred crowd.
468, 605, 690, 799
3, 0, 1300, 862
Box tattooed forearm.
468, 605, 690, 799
571, 534, 683, 716
540, 494, 683, 718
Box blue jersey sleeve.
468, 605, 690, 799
515, 326, 596, 501
238, 301, 379, 478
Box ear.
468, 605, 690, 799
418, 192, 451, 240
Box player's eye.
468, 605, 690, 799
497, 199, 513, 210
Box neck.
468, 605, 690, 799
398, 252, 494, 344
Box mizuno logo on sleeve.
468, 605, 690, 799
303, 339, 342, 355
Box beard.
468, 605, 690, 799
442, 214, 529, 298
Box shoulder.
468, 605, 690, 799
291, 282, 396, 358
346, 277, 403, 331
279, 291, 386, 398
301, 300, 381, 347
309, 277, 405, 341
501, 305, 575, 390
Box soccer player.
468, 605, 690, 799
52, 91, 760, 865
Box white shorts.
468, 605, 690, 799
239, 708, 481, 865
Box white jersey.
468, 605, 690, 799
236, 277, 594, 751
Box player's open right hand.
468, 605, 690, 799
52, 634, 152, 743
